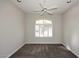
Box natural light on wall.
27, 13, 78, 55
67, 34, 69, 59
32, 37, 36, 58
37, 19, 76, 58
35, 20, 52, 37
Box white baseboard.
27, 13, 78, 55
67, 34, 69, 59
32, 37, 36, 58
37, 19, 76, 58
70, 49, 79, 58
25, 42, 62, 44
62, 43, 79, 58
7, 43, 25, 58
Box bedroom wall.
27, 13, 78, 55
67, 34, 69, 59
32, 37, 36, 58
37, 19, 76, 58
25, 14, 62, 44
0, 0, 25, 57
62, 2, 79, 57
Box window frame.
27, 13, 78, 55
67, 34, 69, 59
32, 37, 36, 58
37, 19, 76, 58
35, 20, 53, 38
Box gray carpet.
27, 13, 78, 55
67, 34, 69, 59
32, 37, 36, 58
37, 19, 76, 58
10, 44, 77, 58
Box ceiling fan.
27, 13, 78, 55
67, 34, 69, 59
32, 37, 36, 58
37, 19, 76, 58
33, 3, 58, 16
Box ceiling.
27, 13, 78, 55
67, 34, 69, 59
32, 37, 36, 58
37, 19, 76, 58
10, 0, 79, 14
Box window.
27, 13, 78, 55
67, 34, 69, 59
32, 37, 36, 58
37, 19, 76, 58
35, 20, 52, 37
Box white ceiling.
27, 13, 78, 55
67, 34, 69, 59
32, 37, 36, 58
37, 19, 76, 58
11, 0, 79, 14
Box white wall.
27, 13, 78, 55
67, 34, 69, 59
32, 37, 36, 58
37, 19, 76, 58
0, 0, 25, 58
25, 14, 62, 44
63, 2, 79, 57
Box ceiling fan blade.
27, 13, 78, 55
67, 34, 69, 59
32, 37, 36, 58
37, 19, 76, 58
32, 10, 42, 13
40, 11, 45, 16
47, 11, 53, 15
48, 8, 57, 10
33, 11, 41, 12
39, 3, 44, 9
47, 12, 53, 15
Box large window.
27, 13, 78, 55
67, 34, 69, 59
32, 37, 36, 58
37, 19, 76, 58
35, 20, 52, 37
